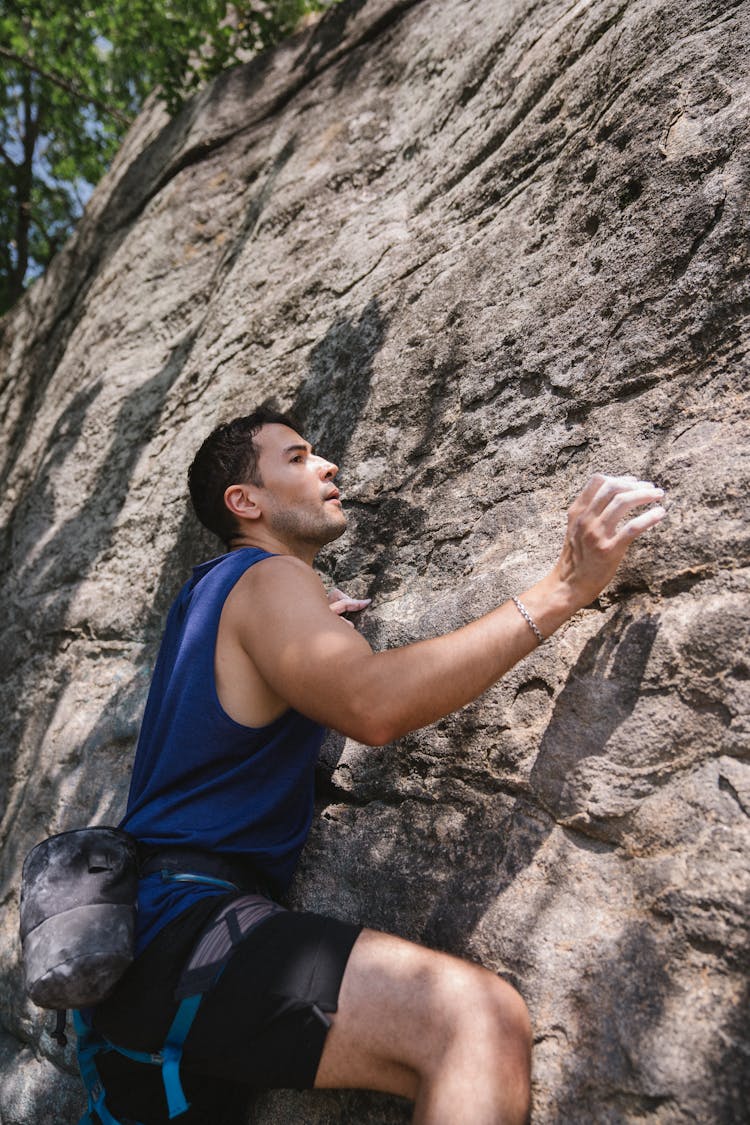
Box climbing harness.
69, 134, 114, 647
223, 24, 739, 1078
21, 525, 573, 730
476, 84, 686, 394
73, 873, 284, 1125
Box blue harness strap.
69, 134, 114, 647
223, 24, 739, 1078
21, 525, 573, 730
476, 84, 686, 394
73, 1009, 139, 1125
73, 995, 203, 1124
161, 994, 203, 1118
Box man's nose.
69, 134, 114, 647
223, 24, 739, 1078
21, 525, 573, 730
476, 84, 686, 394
317, 456, 338, 478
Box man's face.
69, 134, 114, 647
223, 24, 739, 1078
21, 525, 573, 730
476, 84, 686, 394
253, 423, 347, 549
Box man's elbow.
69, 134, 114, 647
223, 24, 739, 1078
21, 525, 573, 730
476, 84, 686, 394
360, 721, 395, 748
339, 700, 397, 747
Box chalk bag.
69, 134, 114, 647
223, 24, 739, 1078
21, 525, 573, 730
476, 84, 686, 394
19, 826, 138, 1009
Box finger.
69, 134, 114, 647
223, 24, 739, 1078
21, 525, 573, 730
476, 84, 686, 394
601, 486, 665, 535
329, 598, 371, 615
569, 473, 640, 521
328, 588, 371, 607
590, 474, 651, 516
616, 505, 667, 542
571, 473, 609, 512
329, 602, 358, 623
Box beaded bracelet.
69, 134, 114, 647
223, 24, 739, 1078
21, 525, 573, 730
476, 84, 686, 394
512, 596, 545, 644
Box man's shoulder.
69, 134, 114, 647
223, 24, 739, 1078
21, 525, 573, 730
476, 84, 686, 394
238, 551, 316, 583
230, 552, 326, 607
226, 553, 343, 666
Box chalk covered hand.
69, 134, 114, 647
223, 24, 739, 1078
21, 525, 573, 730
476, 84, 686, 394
552, 473, 666, 610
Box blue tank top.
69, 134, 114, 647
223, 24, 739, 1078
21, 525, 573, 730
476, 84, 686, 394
121, 547, 326, 951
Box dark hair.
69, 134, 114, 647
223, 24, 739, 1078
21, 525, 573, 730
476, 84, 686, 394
187, 406, 299, 545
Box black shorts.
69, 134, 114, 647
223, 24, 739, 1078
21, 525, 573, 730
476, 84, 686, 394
92, 893, 362, 1125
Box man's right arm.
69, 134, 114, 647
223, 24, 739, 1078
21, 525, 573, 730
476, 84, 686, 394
232, 475, 666, 745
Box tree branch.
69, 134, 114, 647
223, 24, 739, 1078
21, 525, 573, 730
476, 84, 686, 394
0, 45, 135, 127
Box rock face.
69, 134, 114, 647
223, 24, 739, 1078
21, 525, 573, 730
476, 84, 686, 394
1, 0, 748, 1120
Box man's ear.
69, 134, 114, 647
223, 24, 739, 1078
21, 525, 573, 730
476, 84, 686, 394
224, 483, 262, 523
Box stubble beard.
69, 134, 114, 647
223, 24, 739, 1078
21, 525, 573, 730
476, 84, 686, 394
267, 504, 347, 550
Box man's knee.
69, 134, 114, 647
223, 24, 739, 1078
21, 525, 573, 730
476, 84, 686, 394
485, 973, 532, 1052
416, 959, 531, 1118
460, 969, 532, 1119
427, 957, 531, 1057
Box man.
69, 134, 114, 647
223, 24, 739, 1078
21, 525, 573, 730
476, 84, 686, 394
91, 407, 666, 1125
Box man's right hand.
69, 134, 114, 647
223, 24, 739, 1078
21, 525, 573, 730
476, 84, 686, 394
549, 474, 666, 611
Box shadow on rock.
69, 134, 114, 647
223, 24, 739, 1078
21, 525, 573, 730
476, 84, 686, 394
17, 330, 201, 599
1, 329, 205, 877
293, 0, 372, 78
548, 921, 674, 1122
292, 296, 386, 467
530, 610, 660, 820
418, 609, 661, 959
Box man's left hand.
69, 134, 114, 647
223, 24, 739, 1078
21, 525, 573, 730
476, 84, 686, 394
328, 588, 371, 627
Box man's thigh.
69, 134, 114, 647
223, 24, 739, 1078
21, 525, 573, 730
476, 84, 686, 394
313, 927, 519, 1099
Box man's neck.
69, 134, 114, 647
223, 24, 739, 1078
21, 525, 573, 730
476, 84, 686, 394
228, 529, 317, 566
